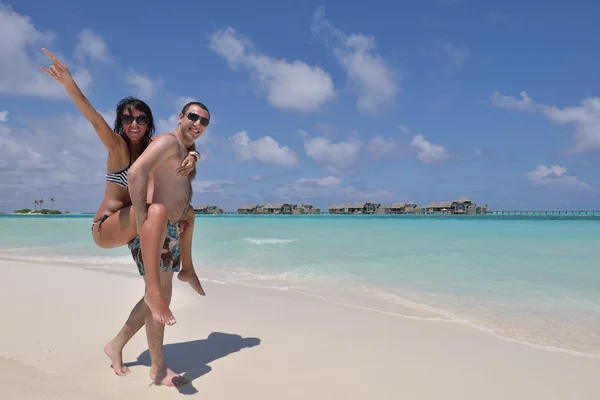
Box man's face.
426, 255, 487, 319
179, 105, 210, 142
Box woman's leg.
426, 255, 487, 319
177, 205, 205, 295
92, 206, 139, 249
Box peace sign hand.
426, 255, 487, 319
39, 48, 74, 87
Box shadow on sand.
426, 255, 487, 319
124, 332, 261, 395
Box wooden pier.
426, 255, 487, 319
486, 210, 600, 215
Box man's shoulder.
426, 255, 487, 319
148, 132, 179, 148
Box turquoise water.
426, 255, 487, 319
1, 214, 600, 356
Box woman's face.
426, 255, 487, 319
120, 108, 149, 142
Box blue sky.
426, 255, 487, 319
1, 0, 599, 213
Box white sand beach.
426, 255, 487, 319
1, 258, 599, 400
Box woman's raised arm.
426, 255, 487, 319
39, 48, 122, 153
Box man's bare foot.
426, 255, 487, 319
144, 292, 176, 325
177, 269, 206, 295
151, 367, 188, 387
104, 342, 130, 376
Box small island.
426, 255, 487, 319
13, 198, 68, 214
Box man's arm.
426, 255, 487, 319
128, 134, 179, 231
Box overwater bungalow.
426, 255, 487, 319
238, 197, 487, 215
193, 204, 223, 214
328, 203, 352, 214
292, 204, 320, 214
329, 201, 378, 214
237, 204, 260, 214
328, 197, 487, 215
374, 202, 417, 214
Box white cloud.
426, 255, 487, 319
0, 124, 42, 171
341, 186, 396, 200
192, 180, 235, 195
526, 165, 594, 191
491, 91, 600, 154
303, 133, 362, 173
275, 175, 343, 201
367, 135, 395, 158
209, 26, 335, 113
0, 115, 108, 196
230, 131, 298, 167
311, 6, 399, 115
275, 175, 392, 204
490, 91, 537, 112
438, 40, 469, 67
297, 176, 342, 188
0, 4, 92, 98
156, 114, 179, 135
127, 69, 163, 100
0, 110, 8, 122
74, 29, 111, 63
410, 134, 448, 164
249, 175, 263, 181
174, 96, 197, 110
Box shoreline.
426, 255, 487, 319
3, 212, 600, 218
2, 258, 600, 399
1, 250, 599, 359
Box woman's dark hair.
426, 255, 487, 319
113, 97, 155, 152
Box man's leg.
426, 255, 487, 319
146, 270, 188, 387
104, 298, 145, 376
139, 203, 176, 325
103, 271, 175, 376
177, 205, 205, 295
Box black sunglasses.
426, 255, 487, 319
121, 114, 149, 125
187, 112, 210, 127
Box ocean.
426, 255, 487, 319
1, 213, 599, 357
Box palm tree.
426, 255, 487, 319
50, 198, 55, 211
33, 200, 38, 210
39, 199, 44, 210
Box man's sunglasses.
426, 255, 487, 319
187, 112, 210, 127
121, 115, 149, 125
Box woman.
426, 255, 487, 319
39, 48, 204, 294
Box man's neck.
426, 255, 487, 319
172, 128, 195, 149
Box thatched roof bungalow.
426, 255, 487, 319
193, 204, 223, 214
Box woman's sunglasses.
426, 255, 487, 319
187, 112, 210, 127
121, 115, 149, 125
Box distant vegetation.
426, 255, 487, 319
13, 197, 68, 214
13, 208, 67, 214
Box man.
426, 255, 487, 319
103, 101, 210, 387
129, 101, 210, 326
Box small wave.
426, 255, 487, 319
245, 237, 297, 245
0, 252, 133, 266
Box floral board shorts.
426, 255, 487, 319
127, 221, 181, 276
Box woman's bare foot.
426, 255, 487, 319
177, 269, 206, 295
104, 342, 130, 376
144, 292, 176, 325
151, 367, 188, 387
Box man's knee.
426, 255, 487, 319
185, 205, 195, 223
147, 203, 167, 222
180, 205, 195, 232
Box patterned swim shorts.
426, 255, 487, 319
127, 221, 181, 276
